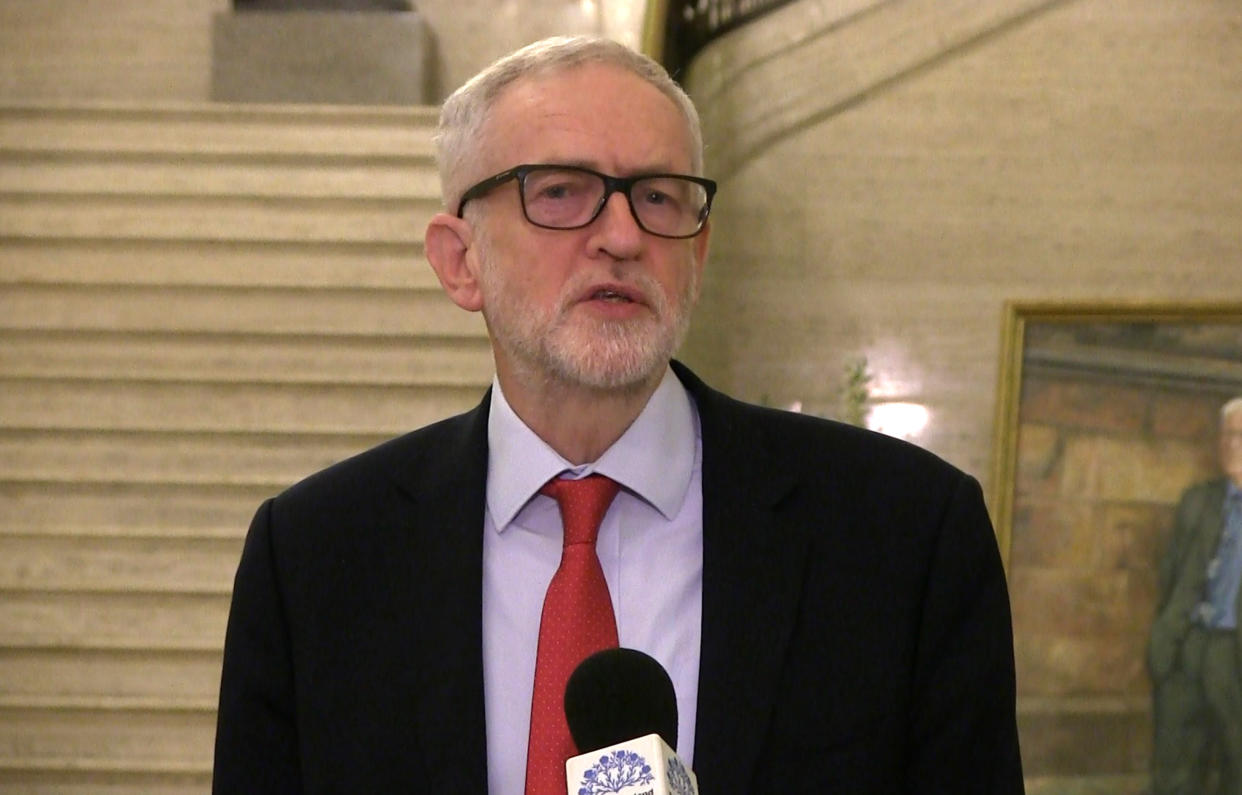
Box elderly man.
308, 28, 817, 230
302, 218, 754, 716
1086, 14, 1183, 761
213, 36, 1023, 794
1150, 397, 1242, 794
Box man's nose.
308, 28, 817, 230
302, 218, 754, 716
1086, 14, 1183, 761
590, 190, 644, 258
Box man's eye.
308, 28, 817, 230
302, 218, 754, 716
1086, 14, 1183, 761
534, 183, 576, 200
641, 189, 683, 213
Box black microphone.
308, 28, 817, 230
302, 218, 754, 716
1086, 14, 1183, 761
563, 648, 698, 794
565, 647, 678, 753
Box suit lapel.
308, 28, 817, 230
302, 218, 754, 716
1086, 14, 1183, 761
675, 364, 810, 794
388, 392, 492, 791
1184, 480, 1228, 593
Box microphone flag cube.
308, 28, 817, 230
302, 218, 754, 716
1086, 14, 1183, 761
565, 732, 698, 795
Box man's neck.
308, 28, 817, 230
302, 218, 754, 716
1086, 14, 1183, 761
496, 364, 665, 465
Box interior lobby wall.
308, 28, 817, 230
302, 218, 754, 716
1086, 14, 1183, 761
0, 0, 229, 102
680, 0, 1242, 488
413, 0, 645, 100
0, 0, 645, 103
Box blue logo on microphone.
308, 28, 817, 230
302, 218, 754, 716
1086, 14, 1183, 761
666, 755, 694, 795
577, 749, 655, 794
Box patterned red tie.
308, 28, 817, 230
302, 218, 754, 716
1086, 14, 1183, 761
524, 474, 622, 795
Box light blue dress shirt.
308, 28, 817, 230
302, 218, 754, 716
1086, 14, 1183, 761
482, 367, 704, 795
1198, 483, 1242, 629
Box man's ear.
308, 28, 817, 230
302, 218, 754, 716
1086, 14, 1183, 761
425, 212, 484, 312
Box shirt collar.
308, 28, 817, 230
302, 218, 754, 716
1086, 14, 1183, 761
486, 366, 698, 530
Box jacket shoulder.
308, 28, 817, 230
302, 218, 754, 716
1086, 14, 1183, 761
705, 383, 968, 492
673, 359, 961, 480
275, 398, 488, 513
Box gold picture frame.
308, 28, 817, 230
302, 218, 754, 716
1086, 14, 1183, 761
989, 300, 1242, 790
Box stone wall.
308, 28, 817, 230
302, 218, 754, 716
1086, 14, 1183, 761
411, 0, 645, 100
680, 0, 1242, 485
0, 0, 228, 102
0, 0, 645, 104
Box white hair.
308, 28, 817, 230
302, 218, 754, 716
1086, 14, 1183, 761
433, 36, 704, 211
1222, 397, 1242, 423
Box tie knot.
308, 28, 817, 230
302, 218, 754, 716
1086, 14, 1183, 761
540, 474, 621, 547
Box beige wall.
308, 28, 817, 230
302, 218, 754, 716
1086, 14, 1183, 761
415, 0, 646, 99
680, 0, 1242, 490
0, 0, 229, 102
0, 0, 646, 103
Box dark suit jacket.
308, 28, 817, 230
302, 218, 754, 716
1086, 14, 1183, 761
1149, 477, 1238, 681
214, 362, 1023, 794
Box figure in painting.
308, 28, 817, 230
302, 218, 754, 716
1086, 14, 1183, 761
1150, 397, 1242, 794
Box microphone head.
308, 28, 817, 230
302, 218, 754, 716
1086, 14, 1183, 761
564, 647, 678, 754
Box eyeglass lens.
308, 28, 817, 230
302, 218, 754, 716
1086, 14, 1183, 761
520, 167, 708, 237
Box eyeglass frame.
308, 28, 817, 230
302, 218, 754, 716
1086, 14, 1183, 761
453, 163, 717, 240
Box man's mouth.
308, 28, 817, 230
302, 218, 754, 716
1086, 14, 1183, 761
591, 288, 635, 303
580, 281, 646, 305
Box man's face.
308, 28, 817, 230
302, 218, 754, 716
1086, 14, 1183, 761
1222, 408, 1242, 487
464, 63, 709, 392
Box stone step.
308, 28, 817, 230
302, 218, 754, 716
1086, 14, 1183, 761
0, 330, 493, 386
0, 532, 242, 595
0, 766, 209, 795
0, 192, 434, 243
0, 378, 483, 435
0, 704, 213, 772
0, 237, 435, 289
0, 102, 462, 792
0, 104, 438, 158
0, 524, 244, 543
0, 482, 269, 532
0, 283, 485, 337
0, 429, 391, 488
0, 151, 440, 200
0, 591, 228, 651
0, 647, 222, 705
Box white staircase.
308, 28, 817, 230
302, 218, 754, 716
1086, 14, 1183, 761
0, 103, 492, 793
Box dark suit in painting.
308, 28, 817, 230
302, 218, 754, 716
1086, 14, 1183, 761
1150, 478, 1242, 795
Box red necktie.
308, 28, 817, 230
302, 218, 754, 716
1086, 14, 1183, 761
524, 474, 622, 795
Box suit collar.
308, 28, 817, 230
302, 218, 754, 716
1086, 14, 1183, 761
1196, 478, 1231, 558
388, 387, 492, 505
485, 367, 698, 527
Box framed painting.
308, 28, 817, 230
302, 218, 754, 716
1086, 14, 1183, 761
990, 301, 1242, 794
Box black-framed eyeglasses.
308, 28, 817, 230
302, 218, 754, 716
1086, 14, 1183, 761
455, 164, 716, 239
